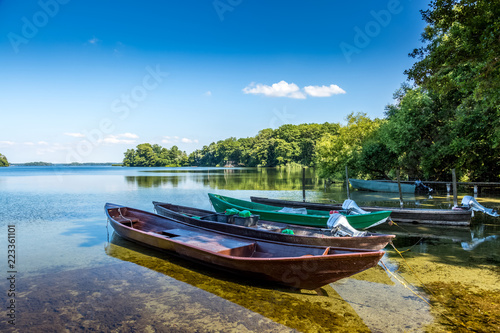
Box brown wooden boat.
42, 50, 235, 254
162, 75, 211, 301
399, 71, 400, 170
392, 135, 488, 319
105, 203, 384, 291
250, 196, 472, 226
153, 201, 395, 250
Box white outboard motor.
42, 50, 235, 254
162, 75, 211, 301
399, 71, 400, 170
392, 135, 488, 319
461, 196, 499, 217
327, 213, 366, 237
342, 199, 370, 215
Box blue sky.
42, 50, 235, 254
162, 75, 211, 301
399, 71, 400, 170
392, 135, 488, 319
0, 0, 428, 163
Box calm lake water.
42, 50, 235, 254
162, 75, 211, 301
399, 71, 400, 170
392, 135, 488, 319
0, 166, 499, 332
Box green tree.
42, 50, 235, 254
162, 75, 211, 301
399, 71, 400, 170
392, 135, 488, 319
315, 113, 383, 179
406, 0, 500, 109
401, 0, 500, 180
0, 153, 9, 167
122, 143, 188, 167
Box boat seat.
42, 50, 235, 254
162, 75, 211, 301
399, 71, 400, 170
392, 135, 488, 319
115, 217, 140, 225
161, 228, 256, 256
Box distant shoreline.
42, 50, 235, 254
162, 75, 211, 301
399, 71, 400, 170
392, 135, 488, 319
10, 162, 122, 167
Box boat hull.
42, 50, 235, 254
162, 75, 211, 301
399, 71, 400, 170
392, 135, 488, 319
153, 202, 395, 250
250, 197, 472, 226
105, 204, 384, 290
208, 193, 391, 229
349, 178, 416, 193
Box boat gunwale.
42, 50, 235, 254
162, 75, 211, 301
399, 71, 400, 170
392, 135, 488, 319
105, 203, 384, 262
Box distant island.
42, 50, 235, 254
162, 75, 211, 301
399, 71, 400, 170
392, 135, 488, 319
12, 162, 120, 166
17, 161, 53, 166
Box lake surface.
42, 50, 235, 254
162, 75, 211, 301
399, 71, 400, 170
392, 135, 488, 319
0, 166, 499, 332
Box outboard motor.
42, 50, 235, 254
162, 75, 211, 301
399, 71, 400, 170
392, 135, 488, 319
342, 199, 370, 215
415, 180, 433, 194
327, 213, 366, 237
461, 196, 499, 217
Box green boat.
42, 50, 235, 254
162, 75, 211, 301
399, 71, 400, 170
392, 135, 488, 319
208, 193, 392, 229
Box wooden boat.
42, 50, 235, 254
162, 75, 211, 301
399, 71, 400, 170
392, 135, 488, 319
105, 203, 384, 290
152, 201, 395, 250
349, 178, 416, 193
250, 196, 472, 226
208, 193, 392, 229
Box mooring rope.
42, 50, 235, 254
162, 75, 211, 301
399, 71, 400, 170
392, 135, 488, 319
382, 241, 470, 330
118, 207, 134, 228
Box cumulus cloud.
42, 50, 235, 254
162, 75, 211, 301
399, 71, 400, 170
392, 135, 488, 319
0, 141, 15, 146
304, 84, 346, 97
243, 81, 306, 99
243, 81, 346, 99
181, 138, 199, 143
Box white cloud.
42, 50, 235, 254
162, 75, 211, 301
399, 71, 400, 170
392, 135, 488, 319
38, 141, 49, 145
243, 81, 306, 99
100, 133, 138, 144
304, 84, 346, 97
0, 141, 15, 146
181, 138, 199, 143
203, 91, 212, 97
64, 132, 85, 138
23, 142, 35, 146
243, 81, 346, 99
162, 136, 198, 144
88, 37, 100, 45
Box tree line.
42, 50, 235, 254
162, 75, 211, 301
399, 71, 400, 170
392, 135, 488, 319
125, 0, 499, 181
0, 153, 9, 167
122, 144, 189, 167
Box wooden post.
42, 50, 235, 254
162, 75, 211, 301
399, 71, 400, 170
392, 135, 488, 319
345, 166, 350, 200
302, 167, 306, 202
397, 169, 404, 208
452, 169, 458, 207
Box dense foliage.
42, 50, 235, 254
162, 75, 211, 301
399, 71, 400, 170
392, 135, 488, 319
396, 0, 500, 181
122, 143, 189, 167
0, 154, 9, 167
318, 0, 500, 181
187, 122, 339, 167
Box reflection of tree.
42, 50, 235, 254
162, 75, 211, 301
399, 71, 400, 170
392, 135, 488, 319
127, 167, 328, 190
125, 176, 182, 188
204, 167, 325, 191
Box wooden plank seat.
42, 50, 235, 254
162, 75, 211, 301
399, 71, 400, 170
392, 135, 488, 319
114, 217, 140, 225
161, 228, 256, 256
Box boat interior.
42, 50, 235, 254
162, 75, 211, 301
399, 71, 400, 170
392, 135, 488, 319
107, 206, 343, 259
155, 203, 381, 238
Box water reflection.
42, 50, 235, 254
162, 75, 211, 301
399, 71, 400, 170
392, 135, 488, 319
125, 175, 184, 188
128, 167, 325, 191
104, 232, 373, 332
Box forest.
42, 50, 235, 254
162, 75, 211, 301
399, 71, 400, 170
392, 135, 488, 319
128, 0, 498, 181
0, 153, 9, 167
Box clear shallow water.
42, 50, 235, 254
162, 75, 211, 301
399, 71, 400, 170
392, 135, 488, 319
0, 166, 499, 332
